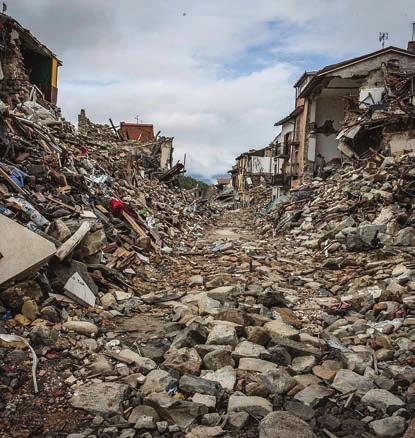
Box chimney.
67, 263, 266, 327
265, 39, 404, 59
409, 23, 415, 53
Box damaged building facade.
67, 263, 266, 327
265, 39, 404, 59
0, 13, 61, 107
274, 44, 415, 195
78, 109, 175, 175
229, 145, 276, 205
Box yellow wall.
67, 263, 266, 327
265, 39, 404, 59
51, 58, 58, 87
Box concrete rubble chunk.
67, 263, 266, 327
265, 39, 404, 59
0, 214, 56, 286
185, 425, 225, 438
294, 384, 334, 407
140, 369, 177, 395
203, 348, 235, 370
117, 348, 157, 373
332, 369, 375, 396
129, 405, 160, 424
228, 395, 273, 418
63, 320, 98, 336
203, 366, 236, 392
361, 389, 405, 413
370, 416, 407, 437
179, 374, 223, 399
291, 356, 316, 374
144, 392, 208, 430
70, 382, 128, 414
232, 340, 269, 359
188, 275, 204, 286
264, 320, 300, 338
63, 272, 96, 307
259, 411, 316, 438
163, 347, 202, 375
238, 357, 279, 374
270, 335, 322, 358
207, 324, 238, 346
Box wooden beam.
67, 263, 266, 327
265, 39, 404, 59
0, 165, 25, 194
55, 221, 91, 261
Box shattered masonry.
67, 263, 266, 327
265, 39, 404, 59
0, 10, 415, 438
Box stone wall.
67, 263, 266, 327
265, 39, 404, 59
0, 23, 32, 106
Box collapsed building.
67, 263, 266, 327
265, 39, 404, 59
0, 12, 61, 107
229, 144, 276, 205
78, 109, 175, 176
274, 44, 415, 196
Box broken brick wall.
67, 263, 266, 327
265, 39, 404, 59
78, 109, 117, 140
0, 22, 32, 106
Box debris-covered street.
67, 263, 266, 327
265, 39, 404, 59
2, 3, 415, 438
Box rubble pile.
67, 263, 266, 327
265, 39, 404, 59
0, 98, 223, 435
337, 61, 415, 160
263, 153, 415, 249
1, 122, 414, 437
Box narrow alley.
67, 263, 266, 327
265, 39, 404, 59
1, 4, 415, 438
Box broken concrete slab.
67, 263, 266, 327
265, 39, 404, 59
63, 272, 96, 307
0, 214, 56, 286
70, 382, 128, 415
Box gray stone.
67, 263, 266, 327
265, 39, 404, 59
269, 335, 321, 358
100, 292, 116, 308
259, 411, 316, 438
188, 275, 204, 286
134, 415, 156, 430
285, 400, 315, 421
129, 405, 160, 423
198, 294, 222, 315
332, 369, 375, 396
361, 389, 405, 413
141, 369, 177, 395
395, 227, 415, 246
227, 411, 250, 429
245, 326, 270, 345
294, 384, 334, 407
264, 320, 299, 338
291, 356, 316, 374
370, 416, 406, 437
163, 347, 202, 375
203, 366, 236, 392
201, 413, 221, 426
359, 224, 385, 245
185, 425, 225, 438
70, 382, 128, 414
203, 349, 235, 371
207, 324, 238, 346
117, 348, 157, 373
341, 347, 372, 374
88, 355, 113, 375
144, 392, 208, 430
228, 395, 272, 418
63, 320, 98, 336
192, 393, 216, 409
179, 375, 223, 399
232, 340, 269, 359
238, 358, 278, 374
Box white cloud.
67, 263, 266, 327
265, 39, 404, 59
8, 0, 415, 180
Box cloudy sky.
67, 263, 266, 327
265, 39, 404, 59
9, 1, 415, 181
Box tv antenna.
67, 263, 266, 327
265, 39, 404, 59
134, 115, 140, 124
379, 32, 389, 48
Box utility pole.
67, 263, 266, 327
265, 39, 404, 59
134, 115, 139, 124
